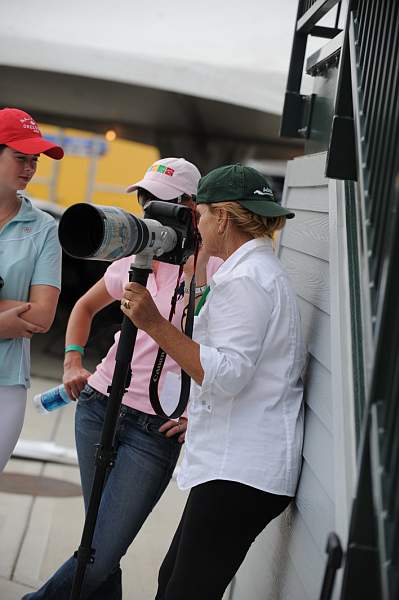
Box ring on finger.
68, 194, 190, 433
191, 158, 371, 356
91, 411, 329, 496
121, 298, 131, 309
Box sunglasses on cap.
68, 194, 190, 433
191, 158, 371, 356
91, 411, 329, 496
137, 188, 196, 209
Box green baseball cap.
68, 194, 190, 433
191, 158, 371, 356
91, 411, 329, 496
196, 164, 295, 219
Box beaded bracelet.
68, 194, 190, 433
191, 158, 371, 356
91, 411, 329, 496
184, 284, 208, 295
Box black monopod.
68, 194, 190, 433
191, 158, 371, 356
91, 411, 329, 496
69, 255, 151, 600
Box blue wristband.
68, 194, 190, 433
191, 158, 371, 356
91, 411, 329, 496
65, 344, 85, 356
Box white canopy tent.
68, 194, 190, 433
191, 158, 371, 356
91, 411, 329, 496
0, 0, 304, 166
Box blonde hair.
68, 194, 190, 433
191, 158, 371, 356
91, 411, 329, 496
209, 202, 286, 240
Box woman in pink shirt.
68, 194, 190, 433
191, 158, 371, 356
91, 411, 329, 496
23, 158, 221, 600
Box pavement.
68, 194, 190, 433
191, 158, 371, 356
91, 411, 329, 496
0, 374, 189, 600
0, 324, 234, 600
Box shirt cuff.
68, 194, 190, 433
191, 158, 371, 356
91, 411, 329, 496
30, 279, 61, 290
199, 343, 221, 392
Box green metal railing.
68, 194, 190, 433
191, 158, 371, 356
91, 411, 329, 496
340, 1, 399, 597
280, 0, 342, 138
282, 1, 399, 598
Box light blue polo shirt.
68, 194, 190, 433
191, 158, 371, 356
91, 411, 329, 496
0, 196, 62, 387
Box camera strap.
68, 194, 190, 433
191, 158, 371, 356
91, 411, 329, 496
149, 207, 200, 418
148, 268, 197, 418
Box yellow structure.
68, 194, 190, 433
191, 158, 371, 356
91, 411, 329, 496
27, 123, 160, 215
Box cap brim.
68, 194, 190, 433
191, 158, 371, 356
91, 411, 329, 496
126, 179, 181, 200
7, 138, 64, 160
239, 199, 295, 219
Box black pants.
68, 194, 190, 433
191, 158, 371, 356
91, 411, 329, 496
155, 480, 291, 600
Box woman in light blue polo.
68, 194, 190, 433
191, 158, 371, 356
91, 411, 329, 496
0, 107, 64, 471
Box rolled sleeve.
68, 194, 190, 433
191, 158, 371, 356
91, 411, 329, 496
199, 344, 220, 392
198, 277, 273, 399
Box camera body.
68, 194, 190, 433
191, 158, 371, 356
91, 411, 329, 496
143, 201, 197, 265
58, 201, 198, 266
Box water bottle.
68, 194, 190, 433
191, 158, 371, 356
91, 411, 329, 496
33, 384, 71, 413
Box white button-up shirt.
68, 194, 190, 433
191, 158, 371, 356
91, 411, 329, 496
178, 237, 306, 496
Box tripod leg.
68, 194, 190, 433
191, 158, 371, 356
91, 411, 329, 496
69, 265, 151, 600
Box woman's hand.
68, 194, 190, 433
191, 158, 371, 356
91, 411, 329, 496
121, 283, 164, 333
0, 304, 44, 338
62, 276, 114, 401
159, 417, 187, 444
63, 358, 92, 400
122, 282, 204, 385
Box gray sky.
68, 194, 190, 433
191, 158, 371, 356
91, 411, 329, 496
3, 0, 298, 71
1, 1, 312, 113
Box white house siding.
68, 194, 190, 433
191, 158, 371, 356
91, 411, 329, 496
229, 152, 356, 600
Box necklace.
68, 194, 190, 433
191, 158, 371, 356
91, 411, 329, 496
0, 197, 21, 229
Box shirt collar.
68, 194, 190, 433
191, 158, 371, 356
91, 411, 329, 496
13, 196, 37, 222
212, 237, 273, 286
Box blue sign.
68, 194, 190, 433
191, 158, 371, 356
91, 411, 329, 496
44, 134, 108, 157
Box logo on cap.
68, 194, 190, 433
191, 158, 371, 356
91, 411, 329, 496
253, 187, 273, 196
19, 117, 40, 134
147, 164, 175, 177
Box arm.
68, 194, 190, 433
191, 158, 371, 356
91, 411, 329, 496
0, 304, 44, 339
0, 285, 60, 332
17, 219, 63, 331
121, 283, 204, 385
182, 247, 211, 308
28, 285, 60, 331
63, 277, 114, 399
181, 249, 216, 331
0, 299, 24, 311
149, 318, 203, 384
122, 276, 272, 395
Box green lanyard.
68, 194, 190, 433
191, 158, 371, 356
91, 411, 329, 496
194, 285, 210, 316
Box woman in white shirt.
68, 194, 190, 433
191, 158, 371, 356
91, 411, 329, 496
121, 164, 306, 600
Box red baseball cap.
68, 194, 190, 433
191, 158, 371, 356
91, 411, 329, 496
0, 108, 64, 160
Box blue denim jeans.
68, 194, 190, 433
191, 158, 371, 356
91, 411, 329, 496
22, 385, 181, 600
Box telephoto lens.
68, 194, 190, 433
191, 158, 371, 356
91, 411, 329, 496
58, 203, 177, 262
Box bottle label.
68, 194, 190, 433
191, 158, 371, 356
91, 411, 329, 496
34, 385, 70, 412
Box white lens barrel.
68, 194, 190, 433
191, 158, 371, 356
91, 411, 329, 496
144, 219, 178, 257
